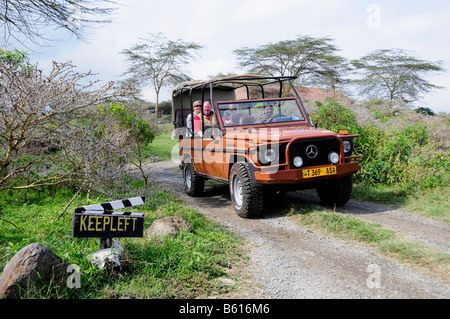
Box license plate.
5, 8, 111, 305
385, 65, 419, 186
303, 166, 337, 179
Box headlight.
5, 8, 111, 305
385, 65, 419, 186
343, 140, 352, 154
263, 148, 278, 163
328, 151, 339, 164
258, 145, 284, 165
293, 156, 303, 168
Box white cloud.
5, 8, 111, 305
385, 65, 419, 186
229, 0, 293, 23
27, 0, 450, 112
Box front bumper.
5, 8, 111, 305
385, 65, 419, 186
253, 161, 359, 185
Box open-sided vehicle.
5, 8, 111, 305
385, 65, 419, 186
172, 75, 361, 218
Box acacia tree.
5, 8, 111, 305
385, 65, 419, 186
233, 35, 341, 86
0, 49, 131, 194
121, 33, 203, 114
352, 48, 444, 104
313, 54, 352, 92
0, 0, 118, 47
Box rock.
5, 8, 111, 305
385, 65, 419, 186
0, 243, 68, 299
145, 216, 193, 240
90, 241, 124, 270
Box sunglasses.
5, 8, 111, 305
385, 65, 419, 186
194, 105, 201, 107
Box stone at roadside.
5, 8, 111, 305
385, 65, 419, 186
145, 216, 194, 240
0, 243, 69, 299
90, 240, 124, 270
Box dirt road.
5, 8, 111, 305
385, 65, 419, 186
141, 161, 449, 299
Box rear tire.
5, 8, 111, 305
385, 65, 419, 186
316, 175, 353, 206
229, 162, 263, 218
183, 163, 204, 197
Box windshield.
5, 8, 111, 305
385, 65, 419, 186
217, 98, 306, 127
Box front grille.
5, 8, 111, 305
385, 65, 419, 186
288, 138, 340, 168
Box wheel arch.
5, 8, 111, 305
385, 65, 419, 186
227, 154, 247, 179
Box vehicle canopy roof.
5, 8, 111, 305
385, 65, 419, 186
171, 74, 302, 119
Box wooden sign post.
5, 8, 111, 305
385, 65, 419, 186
72, 197, 145, 248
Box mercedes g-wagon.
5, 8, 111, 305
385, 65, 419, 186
172, 75, 361, 218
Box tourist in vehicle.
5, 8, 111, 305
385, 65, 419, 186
262, 104, 276, 122
186, 100, 202, 132
222, 103, 236, 125
194, 99, 217, 137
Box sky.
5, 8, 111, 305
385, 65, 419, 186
23, 0, 450, 113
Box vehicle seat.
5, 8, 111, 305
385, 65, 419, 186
240, 115, 256, 125
231, 112, 244, 124
175, 108, 192, 127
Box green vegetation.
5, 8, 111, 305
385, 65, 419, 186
0, 185, 247, 298
97, 102, 158, 187
311, 99, 450, 223
404, 186, 450, 223
142, 123, 178, 162
1, 115, 236, 299
0, 48, 29, 67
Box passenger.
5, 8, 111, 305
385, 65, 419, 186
222, 104, 236, 126
262, 105, 276, 122
186, 100, 202, 132
194, 99, 217, 137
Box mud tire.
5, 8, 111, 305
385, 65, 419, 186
183, 163, 204, 197
229, 162, 264, 218
316, 175, 353, 207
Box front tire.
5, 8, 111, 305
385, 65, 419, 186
183, 163, 204, 197
229, 162, 263, 218
316, 175, 353, 206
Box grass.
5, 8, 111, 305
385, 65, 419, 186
404, 185, 450, 223
0, 186, 248, 299
287, 202, 450, 283
353, 182, 450, 224
144, 123, 178, 162
353, 182, 407, 206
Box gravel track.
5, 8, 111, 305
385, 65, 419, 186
138, 161, 449, 299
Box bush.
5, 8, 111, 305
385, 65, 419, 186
96, 102, 159, 187
311, 99, 361, 134
310, 99, 449, 194
97, 103, 157, 144
0, 51, 128, 194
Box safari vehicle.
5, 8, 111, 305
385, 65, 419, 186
172, 75, 361, 218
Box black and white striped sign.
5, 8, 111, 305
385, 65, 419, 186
72, 197, 145, 238
74, 196, 145, 213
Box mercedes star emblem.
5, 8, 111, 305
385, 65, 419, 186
306, 145, 318, 159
